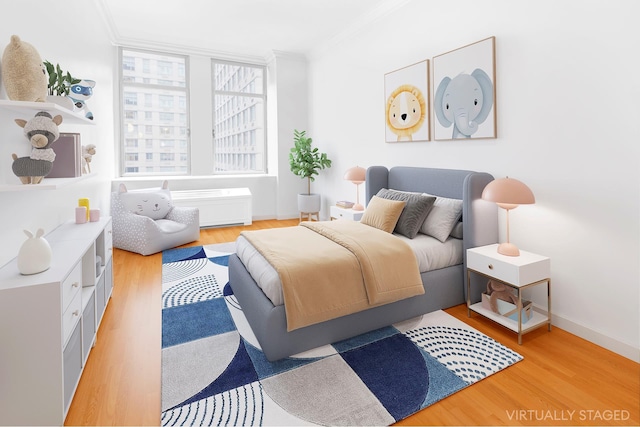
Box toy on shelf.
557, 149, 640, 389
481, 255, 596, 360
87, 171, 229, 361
68, 79, 95, 120
11, 111, 63, 184
0, 35, 48, 102
82, 144, 96, 174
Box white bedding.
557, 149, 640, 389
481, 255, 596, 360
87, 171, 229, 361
235, 232, 463, 307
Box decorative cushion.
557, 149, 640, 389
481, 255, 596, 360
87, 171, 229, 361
360, 196, 406, 233
450, 221, 464, 239
376, 188, 436, 238
419, 194, 463, 242
118, 181, 173, 220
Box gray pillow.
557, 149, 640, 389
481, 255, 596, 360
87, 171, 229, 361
376, 188, 436, 238
420, 194, 463, 242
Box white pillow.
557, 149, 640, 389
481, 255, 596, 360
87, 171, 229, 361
419, 194, 463, 242
118, 181, 173, 220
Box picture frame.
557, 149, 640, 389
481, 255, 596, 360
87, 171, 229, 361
384, 59, 430, 142
432, 36, 496, 141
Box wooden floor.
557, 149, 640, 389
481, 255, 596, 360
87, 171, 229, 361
65, 219, 639, 426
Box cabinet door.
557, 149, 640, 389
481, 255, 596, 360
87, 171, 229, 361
63, 322, 82, 413
96, 273, 106, 323
82, 292, 96, 364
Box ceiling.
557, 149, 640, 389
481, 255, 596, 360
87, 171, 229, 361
95, 0, 408, 59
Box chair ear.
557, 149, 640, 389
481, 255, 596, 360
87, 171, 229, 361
162, 180, 169, 190
119, 183, 128, 193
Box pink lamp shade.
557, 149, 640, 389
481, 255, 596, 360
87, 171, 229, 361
482, 177, 535, 256
344, 166, 366, 211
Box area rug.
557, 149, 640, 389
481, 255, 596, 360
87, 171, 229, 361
161, 244, 523, 426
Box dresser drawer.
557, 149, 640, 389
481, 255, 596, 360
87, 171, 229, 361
63, 291, 82, 346
62, 262, 82, 311
467, 244, 550, 286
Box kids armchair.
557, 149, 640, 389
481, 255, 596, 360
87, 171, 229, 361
111, 180, 200, 256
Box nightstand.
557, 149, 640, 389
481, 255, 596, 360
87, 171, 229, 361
330, 205, 364, 221
466, 244, 551, 344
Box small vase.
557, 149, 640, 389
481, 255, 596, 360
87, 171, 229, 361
46, 95, 75, 111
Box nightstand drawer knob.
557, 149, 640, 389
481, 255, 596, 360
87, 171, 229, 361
488, 264, 494, 270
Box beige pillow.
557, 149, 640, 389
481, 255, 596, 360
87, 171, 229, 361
361, 196, 406, 233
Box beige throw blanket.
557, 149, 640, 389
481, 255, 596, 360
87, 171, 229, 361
240, 221, 423, 331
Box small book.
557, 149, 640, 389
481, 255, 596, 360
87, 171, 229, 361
48, 133, 82, 178
336, 200, 355, 208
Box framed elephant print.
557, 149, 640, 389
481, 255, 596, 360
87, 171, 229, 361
433, 36, 496, 140
384, 60, 430, 142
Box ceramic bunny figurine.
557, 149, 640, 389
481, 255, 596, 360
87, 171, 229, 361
17, 228, 52, 275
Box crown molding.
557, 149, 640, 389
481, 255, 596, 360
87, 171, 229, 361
308, 0, 412, 61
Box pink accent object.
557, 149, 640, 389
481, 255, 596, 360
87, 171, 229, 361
481, 177, 535, 256
344, 166, 366, 211
75, 207, 88, 224
90, 209, 100, 222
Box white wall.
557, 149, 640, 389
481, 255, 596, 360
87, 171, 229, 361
0, 0, 115, 267
308, 0, 640, 360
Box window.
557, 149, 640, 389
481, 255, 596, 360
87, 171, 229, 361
212, 60, 266, 173
119, 48, 189, 176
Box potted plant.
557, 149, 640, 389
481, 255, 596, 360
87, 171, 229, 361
289, 129, 332, 215
43, 60, 80, 110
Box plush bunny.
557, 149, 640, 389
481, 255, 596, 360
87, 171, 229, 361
486, 280, 518, 314
17, 229, 52, 275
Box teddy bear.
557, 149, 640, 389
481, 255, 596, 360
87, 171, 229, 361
1, 35, 48, 102
82, 144, 96, 174
386, 84, 426, 141
486, 280, 518, 314
11, 111, 63, 184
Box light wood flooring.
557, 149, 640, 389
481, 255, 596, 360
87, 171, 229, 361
65, 219, 639, 426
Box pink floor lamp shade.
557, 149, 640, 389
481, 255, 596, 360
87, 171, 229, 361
344, 166, 366, 211
481, 177, 535, 256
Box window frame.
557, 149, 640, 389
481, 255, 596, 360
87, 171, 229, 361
211, 58, 267, 175
118, 46, 191, 177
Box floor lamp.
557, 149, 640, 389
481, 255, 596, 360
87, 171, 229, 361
481, 177, 535, 256
344, 166, 366, 211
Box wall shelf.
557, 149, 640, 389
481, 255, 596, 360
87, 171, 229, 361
0, 99, 94, 125
0, 173, 95, 192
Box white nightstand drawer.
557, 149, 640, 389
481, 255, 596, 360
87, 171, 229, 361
62, 262, 82, 311
330, 205, 364, 221
467, 244, 550, 286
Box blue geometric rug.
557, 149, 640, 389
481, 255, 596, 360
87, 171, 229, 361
161, 244, 523, 426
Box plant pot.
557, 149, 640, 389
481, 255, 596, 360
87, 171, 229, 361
46, 95, 74, 111
298, 193, 321, 213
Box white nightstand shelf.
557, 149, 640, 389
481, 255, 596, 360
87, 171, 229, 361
466, 244, 551, 344
330, 205, 364, 221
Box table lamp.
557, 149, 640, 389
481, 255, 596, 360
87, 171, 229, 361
481, 177, 535, 256
344, 166, 366, 211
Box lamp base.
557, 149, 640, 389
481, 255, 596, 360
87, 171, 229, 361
352, 203, 364, 211
497, 242, 520, 257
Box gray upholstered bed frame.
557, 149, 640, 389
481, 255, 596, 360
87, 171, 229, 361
229, 166, 498, 361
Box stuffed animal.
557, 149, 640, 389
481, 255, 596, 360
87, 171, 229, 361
386, 84, 426, 141
68, 79, 95, 120
118, 181, 173, 220
1, 35, 48, 102
11, 111, 63, 184
82, 144, 96, 174
486, 280, 518, 314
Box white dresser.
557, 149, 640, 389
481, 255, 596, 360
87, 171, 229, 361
0, 217, 113, 426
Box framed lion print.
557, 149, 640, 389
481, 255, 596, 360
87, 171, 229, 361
384, 60, 430, 142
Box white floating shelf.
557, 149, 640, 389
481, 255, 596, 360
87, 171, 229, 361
0, 100, 94, 125
0, 173, 95, 192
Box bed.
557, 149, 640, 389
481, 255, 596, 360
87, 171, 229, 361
228, 166, 498, 361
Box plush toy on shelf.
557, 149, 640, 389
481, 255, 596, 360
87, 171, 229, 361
11, 111, 63, 184
68, 79, 95, 120
82, 144, 96, 174
17, 229, 52, 275
0, 35, 48, 102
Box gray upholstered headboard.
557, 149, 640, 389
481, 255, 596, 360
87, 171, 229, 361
366, 166, 498, 301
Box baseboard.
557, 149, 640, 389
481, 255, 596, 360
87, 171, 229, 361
533, 304, 639, 362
